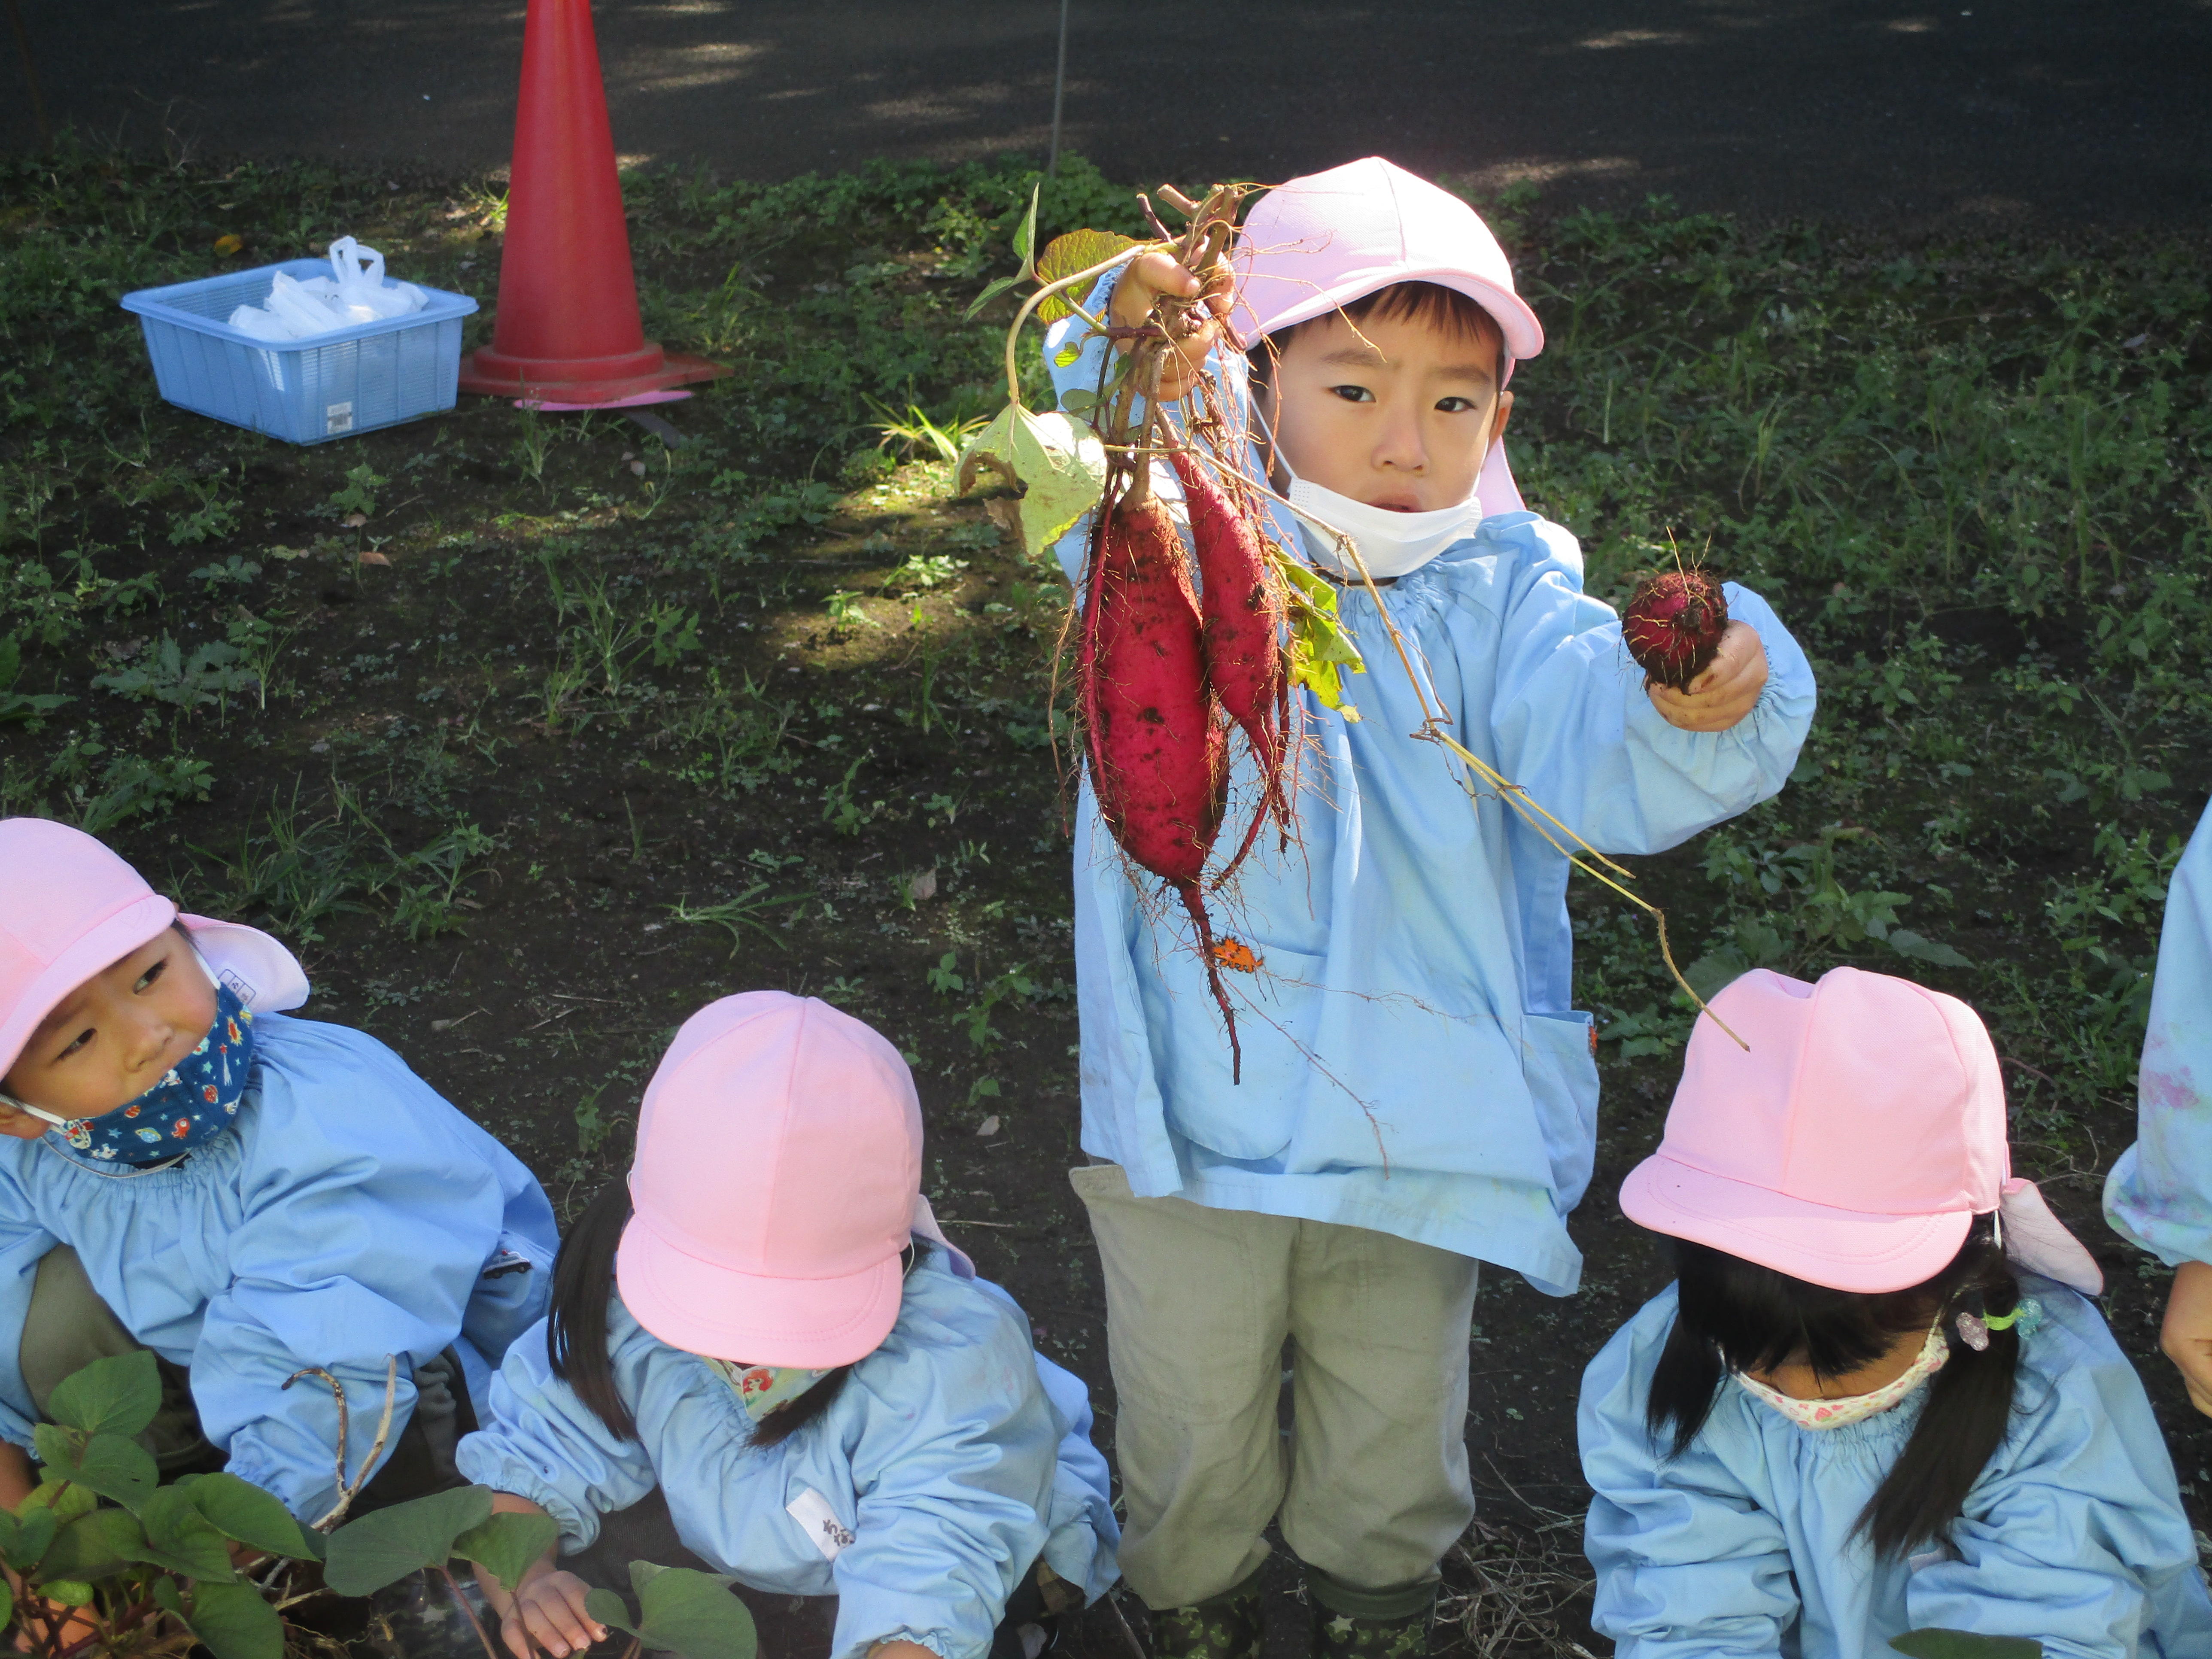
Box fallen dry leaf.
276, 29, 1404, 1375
975, 1115, 1000, 1138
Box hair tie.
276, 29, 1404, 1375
1954, 1297, 2042, 1352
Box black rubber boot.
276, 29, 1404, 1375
1305, 1568, 1437, 1659
1148, 1579, 1267, 1659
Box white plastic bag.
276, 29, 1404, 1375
323, 237, 427, 323
226, 237, 427, 340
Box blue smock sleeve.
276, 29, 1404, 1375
453, 1313, 659, 1550
1487, 529, 1816, 856
198, 1022, 542, 1518
1579, 1301, 1799, 1659
1906, 1303, 2208, 1657
2104, 796, 2212, 1266
0, 1179, 57, 1450
1031, 1352, 1120, 1602
831, 1313, 1061, 1659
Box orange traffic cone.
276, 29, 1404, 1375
458, 0, 726, 406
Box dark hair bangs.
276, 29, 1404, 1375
1248, 280, 1506, 386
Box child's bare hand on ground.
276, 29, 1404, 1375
480, 1558, 606, 1659
1648, 622, 1768, 731
1109, 249, 1232, 403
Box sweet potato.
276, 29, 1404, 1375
1172, 450, 1285, 771
1172, 448, 1291, 883
1622, 568, 1728, 691
1082, 489, 1242, 1076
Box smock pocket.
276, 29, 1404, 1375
1519, 1010, 1600, 1211
1146, 942, 1329, 1162
460, 1231, 553, 1366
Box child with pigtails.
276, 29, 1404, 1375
1581, 965, 2211, 1657
455, 991, 1119, 1659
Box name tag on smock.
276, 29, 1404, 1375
786, 1488, 855, 1561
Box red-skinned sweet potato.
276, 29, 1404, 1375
1622, 568, 1729, 691
1082, 488, 1242, 1077
1172, 450, 1285, 772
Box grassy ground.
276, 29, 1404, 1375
1, 140, 2209, 1654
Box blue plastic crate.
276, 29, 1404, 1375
121, 260, 479, 445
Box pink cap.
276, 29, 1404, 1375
1227, 157, 1544, 368
617, 991, 924, 1367
1622, 967, 2018, 1294
0, 819, 312, 1084
0, 819, 180, 1079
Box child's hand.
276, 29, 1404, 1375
1648, 622, 1768, 732
481, 1559, 606, 1658
1109, 249, 1233, 404
2161, 1259, 2212, 1416
5, 1570, 103, 1653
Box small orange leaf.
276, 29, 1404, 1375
213, 234, 244, 256
357, 548, 391, 566
1211, 937, 1262, 974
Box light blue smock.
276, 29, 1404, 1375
0, 1012, 557, 1519
1580, 1279, 2212, 1659
2105, 795, 2212, 1267
1043, 284, 1818, 1293
454, 1246, 1120, 1659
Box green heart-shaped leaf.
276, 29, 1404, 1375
629, 1562, 757, 1658
10, 1505, 57, 1570
135, 1486, 238, 1582
181, 1578, 286, 1659
35, 1424, 159, 1510
176, 1473, 320, 1561
321, 1485, 492, 1597
36, 1505, 144, 1582
955, 403, 1107, 560
1035, 230, 1137, 326
584, 1585, 638, 1638
452, 1510, 560, 1594
46, 1351, 162, 1440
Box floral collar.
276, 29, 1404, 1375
705, 1358, 830, 1425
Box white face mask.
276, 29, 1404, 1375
1282, 462, 1482, 580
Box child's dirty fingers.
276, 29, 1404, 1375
499, 1607, 541, 1658
516, 1582, 601, 1658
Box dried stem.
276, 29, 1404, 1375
286, 1354, 402, 1531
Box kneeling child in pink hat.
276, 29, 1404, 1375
457, 991, 1119, 1659
0, 818, 557, 1526
1580, 966, 2211, 1658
